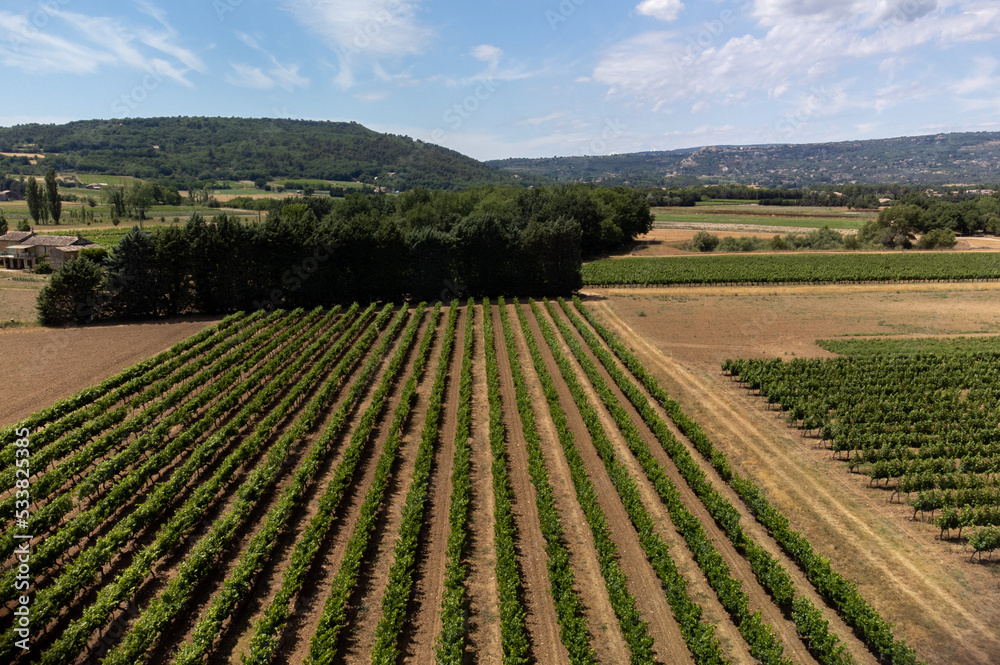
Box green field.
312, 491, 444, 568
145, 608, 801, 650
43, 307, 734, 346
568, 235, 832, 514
583, 253, 1000, 285
817, 335, 1000, 356
75, 174, 139, 186
654, 212, 868, 230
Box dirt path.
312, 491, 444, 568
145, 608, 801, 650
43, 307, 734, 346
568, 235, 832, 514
489, 303, 570, 665
461, 303, 502, 664
524, 302, 697, 665
590, 298, 1000, 665
401, 305, 463, 663
509, 302, 632, 665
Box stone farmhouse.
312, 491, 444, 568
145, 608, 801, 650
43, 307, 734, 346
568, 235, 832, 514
0, 231, 99, 271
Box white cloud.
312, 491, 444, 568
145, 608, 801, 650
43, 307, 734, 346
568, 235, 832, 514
691, 100, 711, 115
636, 0, 685, 22
0, 7, 204, 86
229, 31, 309, 91
950, 56, 999, 95
594, 0, 1000, 114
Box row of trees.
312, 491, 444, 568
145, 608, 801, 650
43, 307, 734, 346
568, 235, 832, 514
37, 186, 653, 324
24, 169, 62, 224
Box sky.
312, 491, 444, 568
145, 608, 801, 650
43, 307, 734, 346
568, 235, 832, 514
1, 0, 1000, 161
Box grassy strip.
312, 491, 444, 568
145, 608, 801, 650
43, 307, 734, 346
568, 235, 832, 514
531, 300, 729, 664
306, 303, 438, 664
541, 300, 791, 665
554, 299, 852, 665
26, 304, 387, 665
371, 302, 460, 663
482, 299, 530, 665
497, 298, 596, 665
435, 299, 476, 664
571, 296, 923, 665
514, 300, 655, 664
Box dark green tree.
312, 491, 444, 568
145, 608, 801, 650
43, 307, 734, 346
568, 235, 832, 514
105, 225, 160, 318
36, 257, 105, 325
0, 210, 7, 236
520, 216, 582, 294
25, 176, 40, 223
44, 168, 61, 224
16, 219, 31, 232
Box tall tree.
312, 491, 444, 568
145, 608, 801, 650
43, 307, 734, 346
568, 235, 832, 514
25, 176, 40, 223
105, 225, 159, 318
0, 210, 7, 236
44, 168, 62, 224
36, 257, 106, 325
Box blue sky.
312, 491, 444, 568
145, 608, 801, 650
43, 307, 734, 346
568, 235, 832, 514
2, 0, 1000, 160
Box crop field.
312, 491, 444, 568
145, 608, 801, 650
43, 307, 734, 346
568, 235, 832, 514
0, 298, 926, 665
723, 339, 1000, 560
654, 213, 866, 230
583, 253, 1000, 286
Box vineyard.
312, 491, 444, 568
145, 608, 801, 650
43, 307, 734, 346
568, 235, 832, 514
724, 338, 1000, 562
1, 299, 923, 664
582, 254, 1000, 286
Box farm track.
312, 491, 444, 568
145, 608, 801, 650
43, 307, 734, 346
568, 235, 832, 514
7, 302, 949, 664
587, 297, 998, 665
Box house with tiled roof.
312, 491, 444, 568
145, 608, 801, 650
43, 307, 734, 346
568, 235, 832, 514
0, 231, 98, 270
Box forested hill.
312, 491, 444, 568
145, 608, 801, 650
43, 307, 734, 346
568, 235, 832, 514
488, 132, 1000, 187
0, 117, 515, 190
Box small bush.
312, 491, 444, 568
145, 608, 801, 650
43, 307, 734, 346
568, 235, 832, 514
917, 228, 957, 249
691, 231, 719, 252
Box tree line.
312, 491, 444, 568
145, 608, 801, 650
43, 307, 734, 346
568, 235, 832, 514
36, 185, 652, 325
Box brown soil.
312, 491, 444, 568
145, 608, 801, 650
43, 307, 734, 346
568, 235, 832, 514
461, 303, 503, 663
0, 317, 222, 427
587, 294, 1000, 665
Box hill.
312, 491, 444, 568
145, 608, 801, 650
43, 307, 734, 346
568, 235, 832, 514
0, 117, 515, 190
488, 132, 1000, 187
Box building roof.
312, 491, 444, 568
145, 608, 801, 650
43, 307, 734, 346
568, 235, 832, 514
0, 231, 34, 243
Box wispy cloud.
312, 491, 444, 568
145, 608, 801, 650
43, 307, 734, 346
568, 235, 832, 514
0, 6, 204, 86
635, 0, 685, 22
226, 31, 308, 91
282, 0, 432, 89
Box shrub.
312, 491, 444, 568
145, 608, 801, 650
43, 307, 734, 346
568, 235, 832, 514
691, 231, 720, 252
917, 228, 957, 249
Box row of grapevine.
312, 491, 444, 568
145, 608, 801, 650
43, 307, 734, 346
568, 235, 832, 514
538, 300, 792, 665
583, 254, 1000, 286
550, 299, 852, 665
108, 305, 423, 664
0, 309, 249, 449
0, 306, 337, 598
481, 300, 530, 664
214, 303, 412, 665
496, 297, 596, 665
573, 297, 922, 665
14, 305, 382, 664
436, 298, 477, 664
371, 302, 460, 663
308, 303, 439, 664
513, 300, 656, 664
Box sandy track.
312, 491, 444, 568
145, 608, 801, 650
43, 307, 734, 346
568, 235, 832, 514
590, 298, 1000, 665
489, 303, 569, 665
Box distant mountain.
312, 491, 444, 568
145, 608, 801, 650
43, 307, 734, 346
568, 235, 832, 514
0, 117, 516, 190
488, 132, 1000, 187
